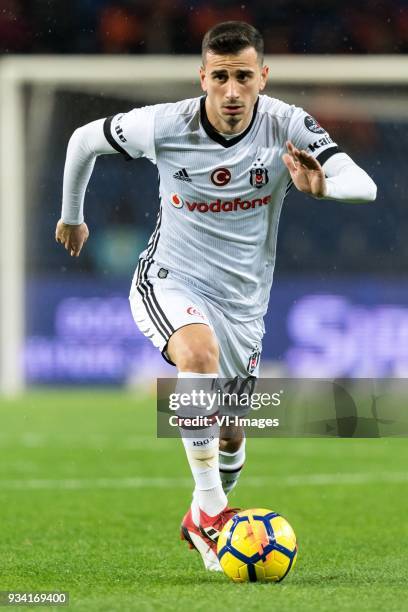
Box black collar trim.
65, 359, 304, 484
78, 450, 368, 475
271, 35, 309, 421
200, 96, 259, 148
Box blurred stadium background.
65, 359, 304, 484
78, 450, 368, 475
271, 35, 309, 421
1, 0, 408, 393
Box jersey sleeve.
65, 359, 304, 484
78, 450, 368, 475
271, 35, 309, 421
103, 105, 156, 163
288, 107, 340, 166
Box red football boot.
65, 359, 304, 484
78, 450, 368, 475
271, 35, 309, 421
180, 507, 221, 571
198, 506, 241, 544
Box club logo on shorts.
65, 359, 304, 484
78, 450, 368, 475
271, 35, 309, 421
211, 168, 231, 187
158, 268, 168, 279
187, 306, 205, 320
249, 159, 269, 189
247, 347, 261, 374
170, 192, 184, 208
304, 115, 325, 134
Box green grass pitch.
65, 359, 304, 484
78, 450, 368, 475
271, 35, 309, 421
0, 390, 407, 611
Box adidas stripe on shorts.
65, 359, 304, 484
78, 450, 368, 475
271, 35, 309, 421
129, 259, 264, 379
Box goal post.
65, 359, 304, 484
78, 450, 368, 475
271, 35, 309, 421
0, 54, 407, 395
0, 60, 26, 396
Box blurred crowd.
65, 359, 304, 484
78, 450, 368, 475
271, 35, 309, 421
1, 0, 407, 55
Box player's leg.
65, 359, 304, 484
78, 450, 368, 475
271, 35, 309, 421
214, 315, 264, 497
131, 275, 224, 516
129, 273, 240, 568
167, 325, 227, 518
167, 322, 219, 373
168, 324, 241, 569
219, 428, 246, 495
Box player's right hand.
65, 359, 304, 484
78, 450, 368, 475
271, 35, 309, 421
55, 219, 89, 257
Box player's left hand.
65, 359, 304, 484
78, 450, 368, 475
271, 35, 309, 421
282, 140, 327, 197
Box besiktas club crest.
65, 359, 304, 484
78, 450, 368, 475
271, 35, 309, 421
247, 347, 261, 374
249, 161, 269, 189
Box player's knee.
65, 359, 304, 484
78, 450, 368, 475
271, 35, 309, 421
177, 341, 219, 372
168, 324, 219, 373
219, 436, 244, 453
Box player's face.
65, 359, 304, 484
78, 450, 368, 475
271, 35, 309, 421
200, 47, 268, 134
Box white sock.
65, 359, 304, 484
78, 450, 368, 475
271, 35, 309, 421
219, 438, 246, 494
178, 371, 227, 520
191, 489, 200, 526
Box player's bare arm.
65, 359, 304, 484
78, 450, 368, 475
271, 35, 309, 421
55, 219, 89, 257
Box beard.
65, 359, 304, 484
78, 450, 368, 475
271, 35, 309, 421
221, 114, 242, 133
225, 116, 240, 127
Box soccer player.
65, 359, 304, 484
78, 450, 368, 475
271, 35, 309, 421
56, 22, 376, 571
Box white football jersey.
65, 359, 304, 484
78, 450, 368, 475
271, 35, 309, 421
103, 95, 339, 321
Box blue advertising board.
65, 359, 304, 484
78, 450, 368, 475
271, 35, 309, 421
25, 277, 408, 383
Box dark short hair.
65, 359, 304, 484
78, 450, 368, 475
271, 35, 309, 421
202, 21, 264, 64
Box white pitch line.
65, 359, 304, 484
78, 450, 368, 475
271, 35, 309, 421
0, 472, 407, 490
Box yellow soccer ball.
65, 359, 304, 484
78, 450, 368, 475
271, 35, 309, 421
217, 508, 298, 583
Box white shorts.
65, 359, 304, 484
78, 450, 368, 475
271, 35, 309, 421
129, 259, 265, 378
